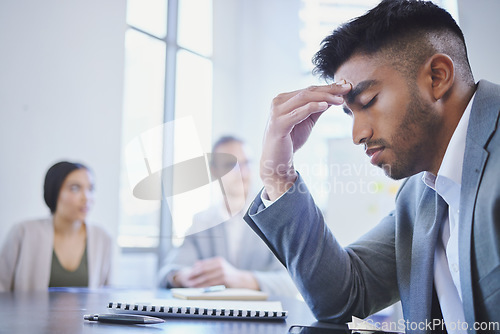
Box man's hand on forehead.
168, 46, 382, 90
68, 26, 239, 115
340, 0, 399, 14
306, 80, 352, 106
327, 79, 353, 103
329, 79, 352, 90
259, 80, 352, 200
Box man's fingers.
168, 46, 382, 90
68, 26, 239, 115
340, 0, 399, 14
273, 90, 345, 117
272, 83, 351, 109
286, 102, 329, 125
186, 269, 202, 281
272, 82, 351, 105
188, 270, 224, 287
279, 97, 346, 131
268, 83, 351, 133
189, 258, 224, 278
258, 82, 351, 201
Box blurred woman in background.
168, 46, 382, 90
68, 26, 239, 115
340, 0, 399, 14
0, 161, 112, 291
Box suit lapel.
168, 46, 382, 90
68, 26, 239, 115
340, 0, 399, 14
459, 142, 486, 328
408, 192, 447, 328
459, 80, 500, 326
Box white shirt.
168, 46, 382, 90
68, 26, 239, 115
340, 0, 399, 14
422, 93, 475, 333
218, 197, 253, 265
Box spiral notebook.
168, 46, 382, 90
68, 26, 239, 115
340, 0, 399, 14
107, 299, 287, 321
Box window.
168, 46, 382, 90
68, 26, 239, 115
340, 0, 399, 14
119, 0, 213, 263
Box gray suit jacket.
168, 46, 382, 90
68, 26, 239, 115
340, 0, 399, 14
244, 80, 500, 333
158, 205, 298, 297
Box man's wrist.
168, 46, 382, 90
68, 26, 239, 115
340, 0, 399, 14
261, 172, 298, 201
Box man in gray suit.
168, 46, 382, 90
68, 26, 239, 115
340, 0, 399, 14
158, 136, 298, 297
244, 0, 499, 333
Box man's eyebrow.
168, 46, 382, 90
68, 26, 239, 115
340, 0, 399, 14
345, 80, 379, 105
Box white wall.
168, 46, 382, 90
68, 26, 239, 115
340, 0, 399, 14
457, 0, 500, 84
0, 0, 126, 250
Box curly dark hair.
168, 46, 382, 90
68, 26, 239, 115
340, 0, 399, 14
313, 0, 474, 86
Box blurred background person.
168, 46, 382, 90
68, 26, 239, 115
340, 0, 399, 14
158, 136, 298, 297
0, 161, 113, 291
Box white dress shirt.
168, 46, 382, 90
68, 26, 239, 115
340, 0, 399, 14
218, 197, 253, 265
422, 93, 475, 334
220, 205, 246, 265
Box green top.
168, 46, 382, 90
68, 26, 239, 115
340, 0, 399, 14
48, 246, 89, 287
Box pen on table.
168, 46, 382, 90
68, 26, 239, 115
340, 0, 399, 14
83, 314, 165, 325
203, 284, 226, 293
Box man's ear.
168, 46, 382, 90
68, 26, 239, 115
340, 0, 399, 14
427, 53, 455, 101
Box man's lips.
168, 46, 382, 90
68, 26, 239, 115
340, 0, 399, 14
365, 146, 385, 165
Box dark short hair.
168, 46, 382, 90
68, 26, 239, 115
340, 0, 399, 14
211, 135, 244, 153
210, 136, 245, 170
313, 0, 473, 84
43, 161, 89, 214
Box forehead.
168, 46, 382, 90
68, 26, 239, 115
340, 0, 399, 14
63, 169, 93, 184
334, 54, 398, 87
214, 141, 249, 159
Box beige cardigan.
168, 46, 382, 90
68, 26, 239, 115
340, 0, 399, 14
0, 218, 112, 291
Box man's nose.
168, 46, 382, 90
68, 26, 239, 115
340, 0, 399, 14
352, 114, 373, 145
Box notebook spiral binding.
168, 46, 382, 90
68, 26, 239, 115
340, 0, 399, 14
107, 302, 288, 320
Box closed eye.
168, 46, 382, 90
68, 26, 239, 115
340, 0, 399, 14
362, 95, 377, 109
